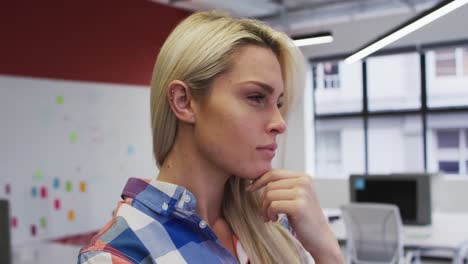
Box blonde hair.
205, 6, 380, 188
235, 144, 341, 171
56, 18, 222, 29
150, 11, 307, 263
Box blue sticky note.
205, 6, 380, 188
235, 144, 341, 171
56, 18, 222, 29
127, 146, 135, 155
31, 186, 37, 197
354, 178, 366, 190
53, 178, 60, 190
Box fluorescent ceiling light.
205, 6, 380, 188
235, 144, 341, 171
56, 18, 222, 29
293, 32, 334, 47
345, 0, 468, 64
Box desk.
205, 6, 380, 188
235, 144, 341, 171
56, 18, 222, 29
325, 209, 468, 263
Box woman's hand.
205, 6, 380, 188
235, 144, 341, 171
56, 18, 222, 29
246, 170, 344, 264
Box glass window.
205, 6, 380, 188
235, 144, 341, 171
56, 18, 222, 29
367, 53, 421, 111
437, 130, 459, 148
426, 47, 468, 108
316, 131, 341, 175
466, 129, 468, 148
368, 115, 424, 174
435, 48, 456, 76
313, 60, 362, 114
438, 161, 459, 174
315, 118, 365, 178
464, 47, 468, 75
323, 62, 340, 89
427, 112, 468, 175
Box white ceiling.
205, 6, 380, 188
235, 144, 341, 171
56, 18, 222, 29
150, 0, 468, 58
151, 0, 443, 32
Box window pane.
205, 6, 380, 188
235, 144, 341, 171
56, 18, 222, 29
464, 47, 468, 75
435, 48, 456, 76
427, 112, 468, 174
315, 117, 365, 178
368, 115, 424, 173
438, 161, 459, 174
313, 60, 362, 114
367, 53, 421, 111
437, 130, 459, 148
427, 47, 468, 108
466, 129, 468, 148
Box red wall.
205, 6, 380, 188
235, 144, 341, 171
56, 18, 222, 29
0, 0, 190, 85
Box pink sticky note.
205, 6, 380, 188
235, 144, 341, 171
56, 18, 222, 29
54, 199, 61, 210
31, 225, 37, 236
40, 186, 47, 199
11, 217, 17, 228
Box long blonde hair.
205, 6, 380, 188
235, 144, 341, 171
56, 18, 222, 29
150, 11, 307, 263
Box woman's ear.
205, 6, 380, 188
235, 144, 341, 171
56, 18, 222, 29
167, 80, 195, 124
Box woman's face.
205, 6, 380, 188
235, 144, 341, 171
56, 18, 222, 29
192, 44, 287, 180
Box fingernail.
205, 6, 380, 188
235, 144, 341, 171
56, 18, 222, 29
245, 185, 252, 191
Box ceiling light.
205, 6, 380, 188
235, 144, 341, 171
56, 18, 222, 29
292, 32, 334, 47
345, 0, 468, 64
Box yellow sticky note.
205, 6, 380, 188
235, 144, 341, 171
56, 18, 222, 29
79, 181, 86, 193
68, 210, 75, 222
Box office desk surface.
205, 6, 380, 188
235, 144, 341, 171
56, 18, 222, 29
327, 210, 468, 257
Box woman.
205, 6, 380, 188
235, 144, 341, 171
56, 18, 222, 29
78, 11, 343, 264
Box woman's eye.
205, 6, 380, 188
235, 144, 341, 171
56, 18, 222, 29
277, 102, 284, 109
247, 94, 266, 104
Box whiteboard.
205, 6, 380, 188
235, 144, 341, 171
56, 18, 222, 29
0, 75, 158, 245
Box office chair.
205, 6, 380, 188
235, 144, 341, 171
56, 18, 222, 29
454, 242, 468, 264
340, 203, 420, 264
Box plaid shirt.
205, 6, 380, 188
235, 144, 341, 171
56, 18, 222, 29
78, 178, 313, 264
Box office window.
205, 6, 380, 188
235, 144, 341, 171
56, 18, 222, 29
464, 47, 468, 75
313, 60, 362, 114
435, 48, 456, 76
368, 115, 424, 174
315, 118, 365, 178
426, 46, 468, 108
436, 129, 460, 174
437, 130, 459, 148
438, 161, 459, 174
427, 112, 468, 176
367, 53, 421, 111
323, 62, 340, 89
316, 131, 342, 176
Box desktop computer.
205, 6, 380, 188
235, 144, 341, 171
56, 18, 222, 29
349, 173, 432, 225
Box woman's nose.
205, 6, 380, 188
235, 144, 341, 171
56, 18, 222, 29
267, 109, 287, 135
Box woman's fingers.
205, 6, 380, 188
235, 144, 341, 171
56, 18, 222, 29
266, 200, 302, 222
246, 170, 297, 192
261, 188, 297, 221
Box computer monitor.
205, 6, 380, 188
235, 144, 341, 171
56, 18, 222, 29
349, 173, 432, 226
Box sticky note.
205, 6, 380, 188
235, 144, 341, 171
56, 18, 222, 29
54, 199, 61, 210
5, 184, 10, 195
34, 170, 43, 180
56, 95, 64, 105
40, 186, 47, 198
79, 181, 86, 193
68, 210, 75, 221
31, 225, 37, 236
40, 217, 47, 229
127, 146, 135, 155
53, 178, 60, 190
11, 217, 17, 228
65, 181, 72, 192
70, 131, 78, 143
31, 186, 37, 197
